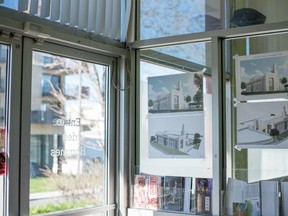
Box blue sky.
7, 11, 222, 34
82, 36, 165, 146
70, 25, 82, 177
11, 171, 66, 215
140, 0, 205, 39
148, 73, 200, 101
141, 0, 207, 66
240, 53, 288, 83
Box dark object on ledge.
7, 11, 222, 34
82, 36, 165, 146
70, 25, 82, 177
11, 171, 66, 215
231, 8, 266, 27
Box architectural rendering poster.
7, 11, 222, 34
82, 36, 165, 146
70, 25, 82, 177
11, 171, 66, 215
235, 50, 288, 101
237, 101, 288, 149
148, 109, 205, 158
148, 72, 203, 113
148, 72, 205, 158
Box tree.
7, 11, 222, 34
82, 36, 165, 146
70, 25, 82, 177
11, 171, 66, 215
148, 99, 154, 110
193, 90, 203, 103
281, 77, 288, 90
45, 57, 106, 174
193, 133, 201, 149
281, 77, 287, 85
270, 128, 280, 141
150, 136, 156, 143
185, 95, 192, 103
193, 73, 203, 105
194, 133, 201, 139
193, 73, 203, 90
241, 82, 247, 90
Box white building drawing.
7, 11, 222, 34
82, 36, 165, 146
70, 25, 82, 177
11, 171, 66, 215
153, 81, 185, 111
252, 106, 288, 134
245, 64, 281, 93
155, 124, 188, 150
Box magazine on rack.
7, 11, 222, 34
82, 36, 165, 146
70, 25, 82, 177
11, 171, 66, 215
195, 178, 213, 214
227, 179, 281, 216
281, 182, 288, 216
133, 175, 149, 209
183, 177, 193, 212
147, 175, 163, 209
226, 178, 260, 216
162, 176, 185, 211
133, 174, 163, 210
260, 180, 279, 216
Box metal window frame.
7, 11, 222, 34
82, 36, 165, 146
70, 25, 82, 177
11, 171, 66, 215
19, 36, 120, 216
0, 33, 22, 216
129, 1, 288, 215
0, 6, 129, 215
0, 32, 128, 215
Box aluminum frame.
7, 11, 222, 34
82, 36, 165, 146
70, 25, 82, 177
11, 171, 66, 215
19, 37, 119, 216
128, 21, 288, 50
0, 34, 22, 216
129, 1, 288, 215
0, 6, 129, 215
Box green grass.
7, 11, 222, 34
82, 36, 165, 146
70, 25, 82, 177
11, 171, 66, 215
151, 142, 188, 155
30, 177, 56, 193
30, 200, 98, 215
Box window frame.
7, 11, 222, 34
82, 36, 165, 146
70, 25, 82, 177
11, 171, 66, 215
19, 37, 118, 216
0, 35, 22, 216
130, 1, 288, 215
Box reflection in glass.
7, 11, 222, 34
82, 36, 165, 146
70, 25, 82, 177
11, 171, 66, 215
137, 42, 212, 214
29, 51, 107, 215
139, 42, 212, 177
140, 0, 222, 39
224, 35, 288, 216
0, 44, 8, 216
225, 33, 288, 183
140, 0, 288, 40
230, 0, 288, 28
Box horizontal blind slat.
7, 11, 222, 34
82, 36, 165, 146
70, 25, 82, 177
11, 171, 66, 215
40, 0, 51, 18
18, 0, 29, 12
50, 0, 60, 21
69, 0, 79, 27
11, 0, 124, 41
105, 0, 113, 37
87, 0, 97, 32
112, 0, 121, 39
29, 0, 39, 15
78, 0, 89, 29
60, 0, 70, 24
94, 0, 105, 34
121, 0, 131, 42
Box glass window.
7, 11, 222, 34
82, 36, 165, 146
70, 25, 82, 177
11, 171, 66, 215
29, 51, 108, 215
0, 44, 8, 216
230, 0, 288, 28
140, 0, 288, 40
224, 32, 288, 215
140, 0, 222, 39
42, 74, 61, 96
134, 42, 213, 214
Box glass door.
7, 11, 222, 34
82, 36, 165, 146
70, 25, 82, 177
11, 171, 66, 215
21, 38, 116, 216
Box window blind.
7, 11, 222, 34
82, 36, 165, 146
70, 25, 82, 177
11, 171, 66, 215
0, 0, 131, 42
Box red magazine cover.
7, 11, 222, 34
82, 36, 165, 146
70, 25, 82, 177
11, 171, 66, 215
0, 152, 5, 175
147, 175, 162, 210
133, 175, 149, 208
